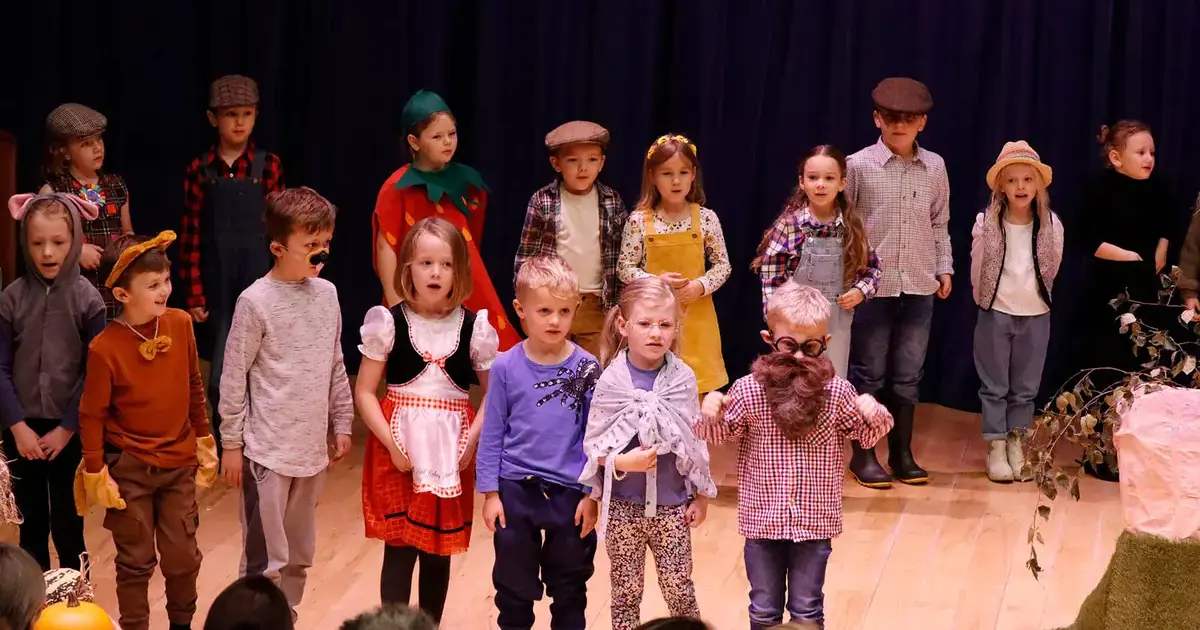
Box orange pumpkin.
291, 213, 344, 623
34, 597, 113, 630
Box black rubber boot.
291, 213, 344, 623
1083, 453, 1120, 483
849, 441, 892, 489
887, 404, 928, 484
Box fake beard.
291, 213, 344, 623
750, 350, 835, 440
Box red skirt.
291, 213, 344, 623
362, 400, 475, 555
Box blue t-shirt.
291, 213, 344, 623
607, 361, 690, 507
476, 342, 600, 493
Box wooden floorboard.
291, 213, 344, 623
2, 402, 1120, 629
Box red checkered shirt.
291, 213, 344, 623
179, 143, 284, 310
703, 374, 891, 541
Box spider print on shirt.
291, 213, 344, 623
533, 358, 601, 410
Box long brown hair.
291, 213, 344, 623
42, 134, 70, 181
1097, 120, 1151, 167
635, 134, 706, 211
598, 276, 682, 368
751, 145, 869, 289
751, 350, 834, 440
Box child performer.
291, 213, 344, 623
696, 282, 892, 630
354, 216, 498, 622
0, 194, 106, 571
477, 256, 600, 630
218, 188, 353, 620
76, 232, 219, 630
41, 104, 133, 321
579, 276, 716, 630
514, 121, 629, 357
844, 77, 951, 488
373, 89, 520, 349
1077, 121, 1172, 482
618, 134, 731, 394
971, 142, 1062, 484
753, 145, 882, 377
179, 75, 285, 455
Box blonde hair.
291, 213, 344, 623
988, 164, 1052, 225
599, 276, 682, 367
766, 282, 831, 331
515, 256, 580, 301
396, 217, 472, 308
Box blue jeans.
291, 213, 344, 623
744, 538, 832, 630
974, 309, 1051, 440
848, 294, 935, 405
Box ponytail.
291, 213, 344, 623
598, 305, 626, 368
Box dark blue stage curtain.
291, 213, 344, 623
4, 0, 1200, 413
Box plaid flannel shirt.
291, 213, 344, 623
701, 374, 892, 541
845, 139, 952, 298
179, 143, 284, 310
757, 205, 882, 317
514, 181, 628, 309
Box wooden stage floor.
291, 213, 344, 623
2, 403, 1120, 630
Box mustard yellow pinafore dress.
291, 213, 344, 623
641, 204, 728, 392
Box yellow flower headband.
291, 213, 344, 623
105, 230, 176, 288
647, 134, 697, 159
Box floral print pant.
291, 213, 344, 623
605, 500, 700, 630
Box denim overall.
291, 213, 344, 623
199, 150, 270, 448
789, 227, 853, 377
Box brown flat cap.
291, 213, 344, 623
872, 77, 933, 114
209, 74, 259, 109
45, 103, 107, 139
545, 121, 610, 150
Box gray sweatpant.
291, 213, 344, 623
974, 309, 1051, 440
240, 455, 325, 611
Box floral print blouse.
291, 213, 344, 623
618, 206, 732, 295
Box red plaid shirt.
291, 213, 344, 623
702, 374, 891, 541
179, 143, 284, 309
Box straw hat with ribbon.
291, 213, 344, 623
986, 141, 1053, 191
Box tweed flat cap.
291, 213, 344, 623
545, 121, 610, 150
209, 75, 259, 109
871, 77, 933, 114
45, 104, 107, 139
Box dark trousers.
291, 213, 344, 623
744, 538, 833, 630
492, 478, 597, 630
848, 294, 935, 405
2, 419, 85, 571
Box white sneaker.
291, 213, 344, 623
987, 439, 1013, 483
1008, 434, 1032, 482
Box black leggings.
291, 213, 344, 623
2, 419, 85, 571
381, 544, 452, 622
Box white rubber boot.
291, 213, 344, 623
987, 439, 1013, 483
1008, 434, 1032, 482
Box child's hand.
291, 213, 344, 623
575, 496, 598, 538
188, 307, 209, 323
658, 272, 689, 290
483, 492, 506, 532
329, 434, 352, 466
701, 392, 727, 422
855, 394, 892, 431
836, 288, 865, 310
221, 448, 243, 487
685, 496, 708, 528
10, 422, 45, 460
616, 446, 658, 472
936, 274, 952, 299
389, 447, 413, 473
1186, 297, 1200, 321
79, 244, 103, 270
675, 280, 704, 306
1156, 250, 1168, 274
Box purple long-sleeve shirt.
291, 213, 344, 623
476, 342, 600, 494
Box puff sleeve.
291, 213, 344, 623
470, 309, 500, 371
358, 305, 396, 362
